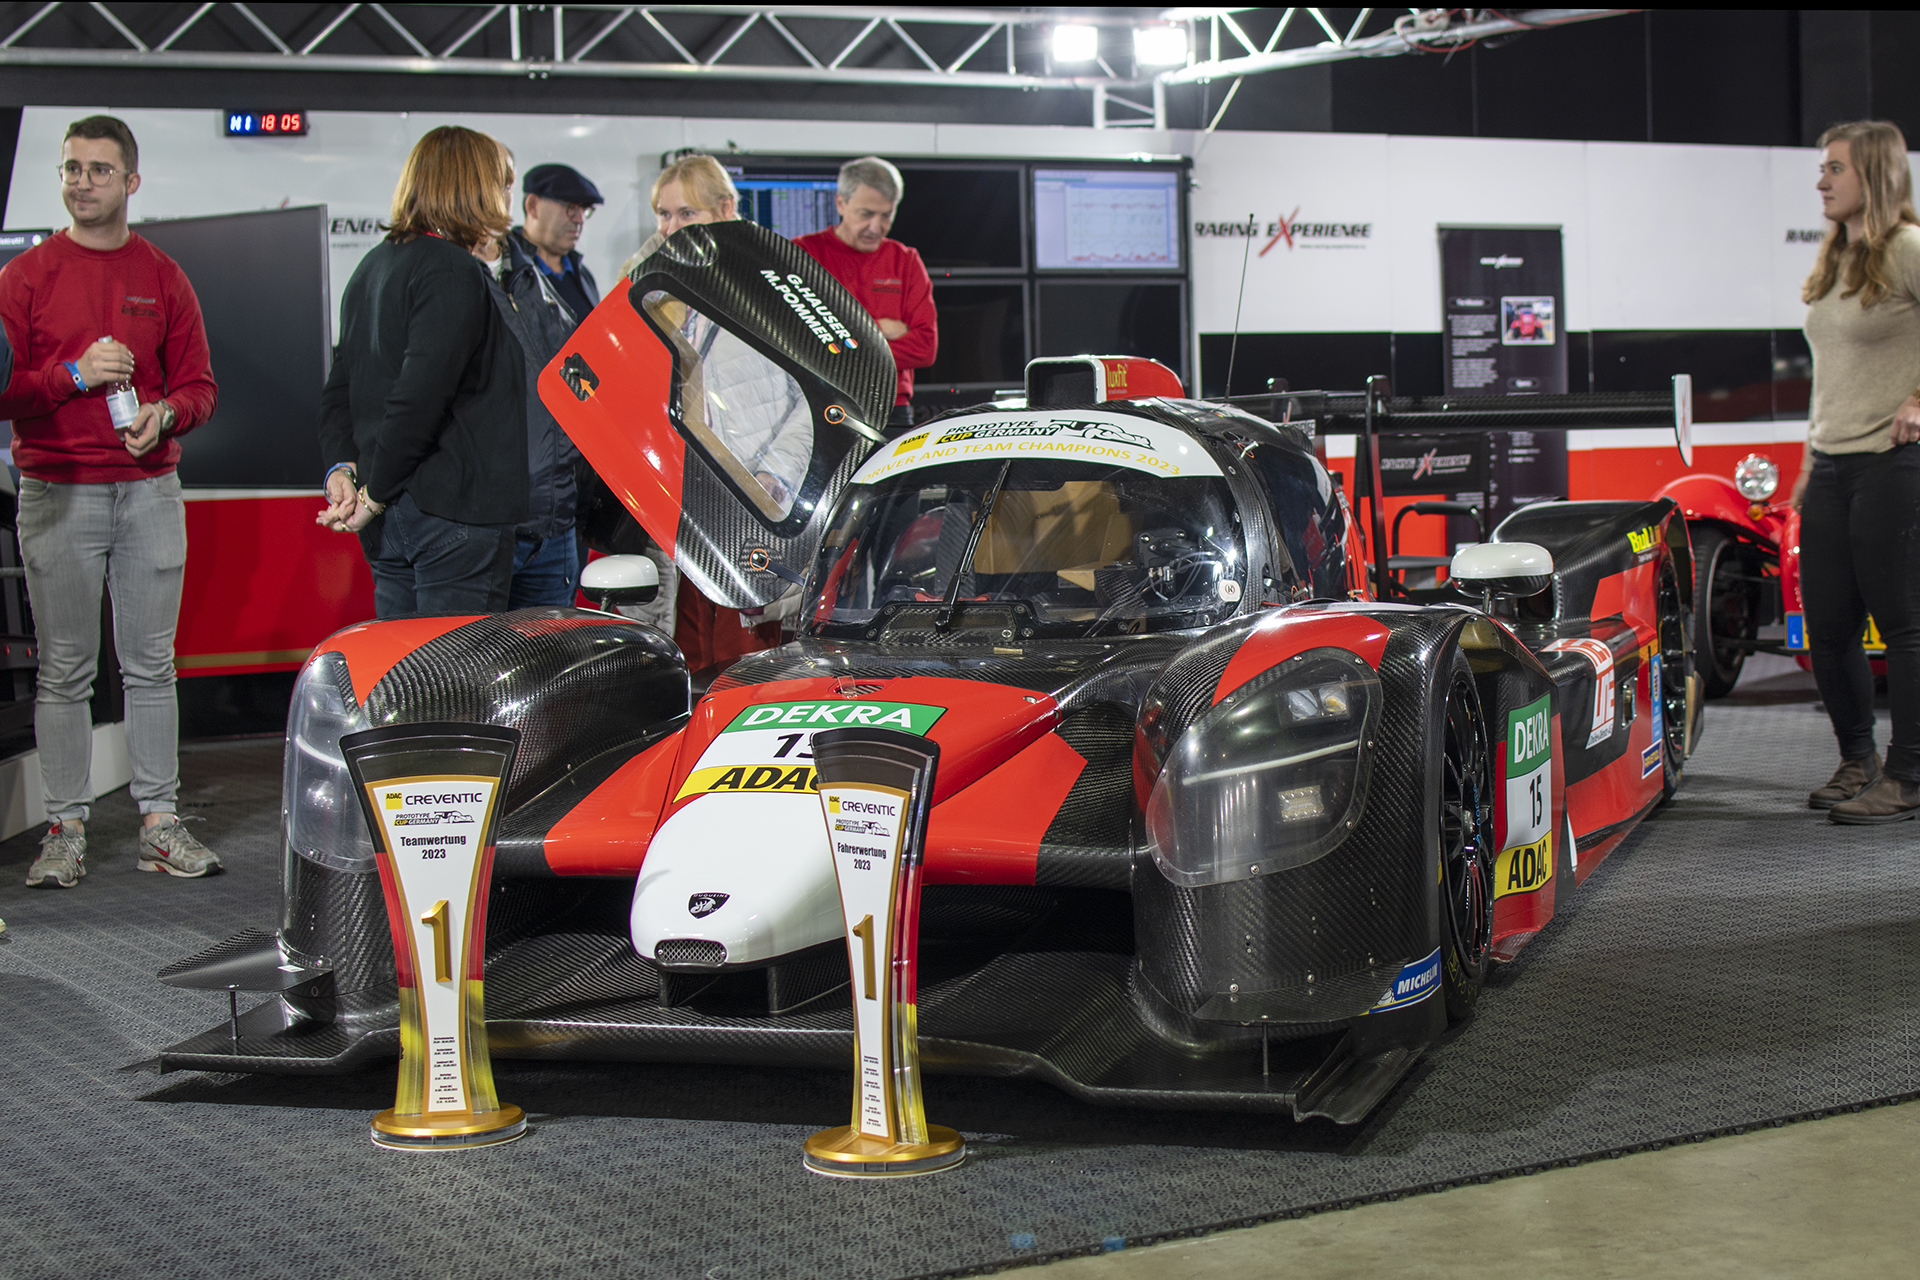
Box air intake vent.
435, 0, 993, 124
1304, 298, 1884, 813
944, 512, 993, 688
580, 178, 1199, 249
655, 938, 728, 969
1027, 359, 1099, 407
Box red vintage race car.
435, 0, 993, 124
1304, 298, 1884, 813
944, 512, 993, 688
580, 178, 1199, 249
157, 221, 1701, 1123
1659, 454, 1883, 696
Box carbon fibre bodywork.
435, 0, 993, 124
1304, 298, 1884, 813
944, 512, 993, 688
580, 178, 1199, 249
158, 223, 1695, 1121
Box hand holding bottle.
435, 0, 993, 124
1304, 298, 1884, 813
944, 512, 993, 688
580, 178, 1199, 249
74, 337, 133, 388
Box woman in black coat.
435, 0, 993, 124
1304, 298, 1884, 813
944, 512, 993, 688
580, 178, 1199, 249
317, 125, 528, 619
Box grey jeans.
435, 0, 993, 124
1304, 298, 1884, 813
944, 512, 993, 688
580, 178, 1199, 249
16, 473, 186, 821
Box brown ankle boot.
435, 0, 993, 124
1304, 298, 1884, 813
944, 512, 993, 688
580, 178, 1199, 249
1810, 752, 1880, 810
1829, 773, 1920, 825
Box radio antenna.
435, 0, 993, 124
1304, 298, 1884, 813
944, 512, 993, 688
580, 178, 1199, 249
1222, 213, 1255, 398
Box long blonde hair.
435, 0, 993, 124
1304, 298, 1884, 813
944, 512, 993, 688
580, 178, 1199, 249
385, 125, 513, 250
1802, 120, 1920, 307
649, 154, 739, 217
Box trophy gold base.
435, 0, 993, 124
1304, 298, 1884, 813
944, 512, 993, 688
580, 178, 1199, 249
802, 1125, 966, 1178
370, 1105, 526, 1151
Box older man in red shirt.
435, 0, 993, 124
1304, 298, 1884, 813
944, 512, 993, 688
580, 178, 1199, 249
794, 156, 937, 430
0, 115, 221, 888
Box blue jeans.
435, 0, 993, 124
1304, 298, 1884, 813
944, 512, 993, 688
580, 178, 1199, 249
508, 532, 580, 609
16, 473, 186, 821
366, 491, 515, 619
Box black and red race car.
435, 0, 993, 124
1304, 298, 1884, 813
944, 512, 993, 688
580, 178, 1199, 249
158, 221, 1701, 1122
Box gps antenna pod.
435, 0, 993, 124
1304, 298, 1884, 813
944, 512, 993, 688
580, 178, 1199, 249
803, 727, 965, 1178
342, 722, 526, 1152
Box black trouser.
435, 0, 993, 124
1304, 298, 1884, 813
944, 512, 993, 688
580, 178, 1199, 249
1800, 444, 1920, 780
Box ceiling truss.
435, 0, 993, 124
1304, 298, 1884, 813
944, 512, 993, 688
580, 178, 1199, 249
0, 4, 1631, 129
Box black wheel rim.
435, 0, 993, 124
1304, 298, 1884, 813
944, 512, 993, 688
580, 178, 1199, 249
1440, 672, 1496, 975
1659, 568, 1689, 766
1705, 544, 1754, 681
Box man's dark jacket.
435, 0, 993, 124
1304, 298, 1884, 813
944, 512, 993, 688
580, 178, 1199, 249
319, 234, 529, 535
486, 228, 600, 539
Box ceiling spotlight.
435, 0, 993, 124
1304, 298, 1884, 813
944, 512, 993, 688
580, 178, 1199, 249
1133, 24, 1189, 66
1052, 23, 1098, 63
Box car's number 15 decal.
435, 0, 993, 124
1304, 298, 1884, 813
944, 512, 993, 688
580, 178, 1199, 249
1498, 694, 1555, 900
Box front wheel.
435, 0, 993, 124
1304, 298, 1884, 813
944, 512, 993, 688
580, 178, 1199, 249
1691, 526, 1755, 698
1437, 651, 1497, 1022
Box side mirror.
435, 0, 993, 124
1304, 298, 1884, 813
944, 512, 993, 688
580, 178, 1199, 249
1450, 542, 1553, 610
580, 554, 660, 610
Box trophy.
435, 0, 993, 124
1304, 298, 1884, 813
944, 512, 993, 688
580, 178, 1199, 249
803, 727, 965, 1178
342, 723, 525, 1151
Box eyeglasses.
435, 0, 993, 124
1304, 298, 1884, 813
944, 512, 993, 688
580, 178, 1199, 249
562, 202, 595, 222
58, 161, 125, 185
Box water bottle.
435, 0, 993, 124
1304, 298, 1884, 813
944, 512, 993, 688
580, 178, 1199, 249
99, 335, 138, 436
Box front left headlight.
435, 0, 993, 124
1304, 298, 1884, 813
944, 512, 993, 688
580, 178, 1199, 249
1145, 648, 1381, 888
1734, 453, 1779, 501
282, 650, 375, 873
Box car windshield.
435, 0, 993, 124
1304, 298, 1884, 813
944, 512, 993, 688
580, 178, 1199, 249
803, 457, 1246, 641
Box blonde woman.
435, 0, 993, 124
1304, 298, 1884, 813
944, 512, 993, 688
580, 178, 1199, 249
1796, 120, 1920, 822
317, 125, 529, 618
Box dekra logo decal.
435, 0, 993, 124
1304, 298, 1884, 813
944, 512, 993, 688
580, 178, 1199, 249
1510, 703, 1550, 769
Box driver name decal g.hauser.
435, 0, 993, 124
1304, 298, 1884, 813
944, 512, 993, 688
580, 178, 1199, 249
1498, 694, 1554, 900
675, 701, 948, 801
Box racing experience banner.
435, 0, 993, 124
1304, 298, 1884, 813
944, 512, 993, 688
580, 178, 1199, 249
803, 728, 965, 1178
343, 723, 525, 1151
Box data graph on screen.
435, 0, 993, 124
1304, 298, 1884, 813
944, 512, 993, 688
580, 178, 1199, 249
730, 171, 840, 240
1034, 168, 1181, 271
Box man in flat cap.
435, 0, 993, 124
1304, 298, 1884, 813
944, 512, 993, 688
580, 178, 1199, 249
492, 162, 602, 607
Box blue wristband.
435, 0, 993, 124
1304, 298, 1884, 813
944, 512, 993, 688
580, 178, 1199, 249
61, 361, 85, 392
325, 462, 358, 486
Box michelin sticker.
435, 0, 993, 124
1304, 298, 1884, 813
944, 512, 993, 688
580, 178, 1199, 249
1504, 694, 1554, 856
850, 409, 1225, 485
1369, 948, 1442, 1012
675, 700, 947, 801
1542, 637, 1617, 749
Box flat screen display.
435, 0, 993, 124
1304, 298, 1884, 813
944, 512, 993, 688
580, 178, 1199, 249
1033, 168, 1182, 271
918, 282, 1028, 387
138, 207, 330, 487
728, 166, 840, 240
1038, 281, 1186, 380
890, 167, 1023, 271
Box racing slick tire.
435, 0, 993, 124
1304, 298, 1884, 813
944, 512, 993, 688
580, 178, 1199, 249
1691, 525, 1756, 699
1658, 561, 1691, 802
1438, 649, 1497, 1023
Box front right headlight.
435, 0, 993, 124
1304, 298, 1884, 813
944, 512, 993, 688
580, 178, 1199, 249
1145, 648, 1381, 888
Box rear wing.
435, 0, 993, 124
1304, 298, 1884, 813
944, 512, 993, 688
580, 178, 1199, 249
1218, 374, 1693, 599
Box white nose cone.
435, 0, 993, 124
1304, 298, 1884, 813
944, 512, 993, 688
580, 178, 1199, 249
630, 792, 842, 969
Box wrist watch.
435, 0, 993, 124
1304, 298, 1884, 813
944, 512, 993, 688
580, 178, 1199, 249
155, 400, 177, 435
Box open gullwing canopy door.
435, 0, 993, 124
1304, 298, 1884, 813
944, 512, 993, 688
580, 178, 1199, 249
539, 219, 895, 609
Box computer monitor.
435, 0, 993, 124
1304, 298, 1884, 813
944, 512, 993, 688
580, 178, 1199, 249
1032, 167, 1183, 271
727, 164, 841, 240
0, 230, 51, 274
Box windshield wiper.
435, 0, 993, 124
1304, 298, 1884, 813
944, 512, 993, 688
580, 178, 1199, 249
935, 458, 1012, 633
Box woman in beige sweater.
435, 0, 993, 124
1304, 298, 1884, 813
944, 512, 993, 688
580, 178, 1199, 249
1797, 120, 1920, 822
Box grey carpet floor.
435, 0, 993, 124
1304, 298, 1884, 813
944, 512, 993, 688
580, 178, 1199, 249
0, 660, 1914, 1280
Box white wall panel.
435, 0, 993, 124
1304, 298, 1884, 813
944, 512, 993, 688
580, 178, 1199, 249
1582, 142, 1774, 330
1187, 130, 1394, 333
1381, 135, 1591, 334
1769, 146, 1828, 329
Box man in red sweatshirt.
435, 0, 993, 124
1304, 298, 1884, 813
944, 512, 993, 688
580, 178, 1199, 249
0, 115, 221, 889
794, 156, 938, 430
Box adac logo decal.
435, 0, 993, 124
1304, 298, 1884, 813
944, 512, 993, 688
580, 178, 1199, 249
1367, 948, 1442, 1012
1495, 833, 1554, 900
384, 791, 402, 810
688, 892, 729, 919
761, 269, 860, 354
933, 419, 1153, 450
678, 763, 818, 799
1626, 526, 1658, 555
896, 432, 929, 452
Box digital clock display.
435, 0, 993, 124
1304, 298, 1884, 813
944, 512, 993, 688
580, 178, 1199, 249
225, 111, 308, 137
